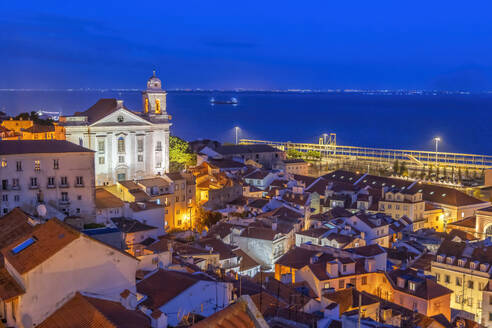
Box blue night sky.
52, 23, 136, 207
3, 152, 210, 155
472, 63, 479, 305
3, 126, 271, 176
1, 1, 492, 90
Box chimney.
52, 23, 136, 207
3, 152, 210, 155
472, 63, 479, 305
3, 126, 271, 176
272, 220, 278, 231
326, 261, 338, 278
119, 289, 136, 310
150, 310, 168, 328
364, 258, 375, 273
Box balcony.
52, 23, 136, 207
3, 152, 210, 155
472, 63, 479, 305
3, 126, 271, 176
59, 199, 70, 205
29, 185, 39, 190
11, 185, 20, 191
47, 184, 56, 189
59, 183, 69, 188
74, 183, 84, 188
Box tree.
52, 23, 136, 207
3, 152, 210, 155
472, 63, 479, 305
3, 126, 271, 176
399, 161, 408, 177
196, 208, 222, 232
306, 150, 321, 160
393, 160, 399, 175
169, 136, 196, 172
287, 148, 303, 159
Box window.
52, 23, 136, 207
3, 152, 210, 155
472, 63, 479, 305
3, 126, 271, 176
76, 176, 83, 186
11, 237, 36, 254
362, 276, 367, 285
98, 140, 105, 153
99, 157, 105, 165
118, 137, 125, 153
444, 275, 450, 284
53, 159, 59, 169
76, 208, 80, 214
156, 162, 161, 168
342, 264, 347, 272
14, 195, 19, 202
156, 141, 162, 151
456, 277, 462, 286
48, 177, 55, 186
137, 139, 144, 152
119, 156, 125, 163
324, 282, 330, 289
155, 99, 161, 114
436, 273, 440, 282
1, 160, 6, 168
489, 312, 492, 322
60, 176, 68, 186
16, 161, 22, 171
175, 184, 179, 191
12, 178, 19, 188
61, 192, 68, 202
468, 280, 474, 289
138, 155, 143, 162
34, 160, 40, 171
30, 177, 38, 187
338, 280, 344, 289
2, 195, 7, 202
456, 294, 462, 304
117, 115, 124, 122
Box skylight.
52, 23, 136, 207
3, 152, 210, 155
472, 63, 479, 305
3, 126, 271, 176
12, 237, 36, 254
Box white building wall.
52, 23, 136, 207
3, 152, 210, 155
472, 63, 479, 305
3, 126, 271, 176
160, 280, 233, 327
0, 152, 95, 219
13, 236, 138, 328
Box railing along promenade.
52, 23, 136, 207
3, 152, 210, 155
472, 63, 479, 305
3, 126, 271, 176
240, 139, 492, 170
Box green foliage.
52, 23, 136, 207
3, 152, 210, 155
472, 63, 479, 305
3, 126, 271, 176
196, 208, 222, 232
169, 136, 196, 172
399, 161, 408, 176
393, 160, 399, 175
306, 150, 321, 160
14, 111, 53, 125
287, 148, 303, 159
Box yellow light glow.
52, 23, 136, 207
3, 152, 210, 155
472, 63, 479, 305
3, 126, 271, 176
155, 99, 161, 114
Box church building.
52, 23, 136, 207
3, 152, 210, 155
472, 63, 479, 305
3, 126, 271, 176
60, 71, 171, 185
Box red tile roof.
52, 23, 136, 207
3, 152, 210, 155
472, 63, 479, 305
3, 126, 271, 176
37, 292, 151, 328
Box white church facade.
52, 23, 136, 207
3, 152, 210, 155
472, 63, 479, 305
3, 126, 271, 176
60, 72, 171, 186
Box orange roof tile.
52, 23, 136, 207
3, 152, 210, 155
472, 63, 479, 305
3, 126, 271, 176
37, 292, 150, 328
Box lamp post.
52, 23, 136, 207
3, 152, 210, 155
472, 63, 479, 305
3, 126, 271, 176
235, 126, 239, 145
433, 137, 440, 166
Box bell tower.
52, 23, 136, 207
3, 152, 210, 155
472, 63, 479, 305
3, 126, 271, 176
142, 70, 167, 116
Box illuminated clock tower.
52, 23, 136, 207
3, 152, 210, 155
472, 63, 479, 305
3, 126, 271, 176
142, 69, 167, 117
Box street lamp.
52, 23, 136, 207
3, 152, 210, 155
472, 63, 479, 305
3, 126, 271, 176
235, 126, 240, 144
433, 137, 441, 166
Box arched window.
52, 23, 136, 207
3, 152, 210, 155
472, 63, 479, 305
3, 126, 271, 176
144, 98, 149, 113
118, 137, 125, 153
155, 99, 161, 114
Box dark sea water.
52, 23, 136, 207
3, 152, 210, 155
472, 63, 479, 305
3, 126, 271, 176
0, 90, 491, 155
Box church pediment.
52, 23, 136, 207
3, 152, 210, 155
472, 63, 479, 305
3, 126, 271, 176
90, 108, 151, 127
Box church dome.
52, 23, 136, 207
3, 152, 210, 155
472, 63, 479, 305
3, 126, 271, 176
147, 70, 162, 90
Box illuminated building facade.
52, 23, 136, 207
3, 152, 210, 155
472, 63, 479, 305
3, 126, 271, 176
60, 72, 171, 185
1, 119, 66, 140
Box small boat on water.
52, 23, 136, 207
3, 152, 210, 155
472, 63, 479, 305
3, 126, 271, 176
210, 97, 238, 105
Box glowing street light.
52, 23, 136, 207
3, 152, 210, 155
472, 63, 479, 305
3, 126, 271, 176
433, 137, 441, 166
235, 126, 240, 144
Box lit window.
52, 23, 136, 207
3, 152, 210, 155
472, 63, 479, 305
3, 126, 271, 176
34, 160, 40, 171
1, 160, 6, 168
155, 99, 161, 114
118, 137, 125, 153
